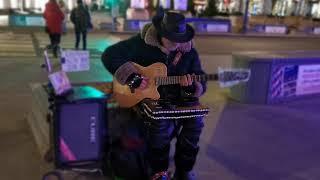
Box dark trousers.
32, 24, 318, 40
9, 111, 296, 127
75, 30, 87, 50
49, 33, 61, 57
145, 117, 204, 174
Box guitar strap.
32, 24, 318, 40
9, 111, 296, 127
172, 51, 182, 66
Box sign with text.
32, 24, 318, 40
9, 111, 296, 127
174, 0, 187, 11
296, 64, 320, 95
61, 50, 90, 72
48, 71, 72, 95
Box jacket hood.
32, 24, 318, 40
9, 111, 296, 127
45, 1, 62, 14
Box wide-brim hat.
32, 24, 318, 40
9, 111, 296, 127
152, 11, 194, 43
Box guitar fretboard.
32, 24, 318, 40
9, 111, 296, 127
155, 74, 218, 86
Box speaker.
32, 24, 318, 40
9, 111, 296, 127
53, 86, 108, 169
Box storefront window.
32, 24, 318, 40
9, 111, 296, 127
250, 0, 263, 15
216, 0, 241, 13
271, 0, 302, 16
24, 0, 31, 8
311, 2, 320, 18
228, 0, 241, 13
10, 0, 20, 9
34, 0, 46, 11
217, 0, 223, 12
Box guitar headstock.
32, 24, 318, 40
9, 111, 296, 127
218, 67, 251, 88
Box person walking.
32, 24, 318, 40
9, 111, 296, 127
43, 0, 65, 57
70, 0, 91, 50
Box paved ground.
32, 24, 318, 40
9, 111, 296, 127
1, 30, 320, 180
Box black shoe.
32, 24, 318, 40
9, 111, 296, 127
173, 170, 196, 180
151, 171, 170, 180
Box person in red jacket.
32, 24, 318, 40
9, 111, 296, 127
43, 0, 64, 58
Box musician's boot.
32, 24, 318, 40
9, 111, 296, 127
145, 118, 173, 180
150, 171, 170, 180
173, 117, 204, 180
173, 170, 196, 180
148, 145, 170, 180
173, 146, 199, 180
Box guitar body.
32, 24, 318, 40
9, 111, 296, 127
112, 62, 167, 108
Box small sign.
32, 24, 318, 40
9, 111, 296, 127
61, 50, 90, 72
206, 24, 229, 33
159, 0, 171, 9
265, 26, 287, 34
174, 0, 187, 11
25, 16, 45, 26
313, 27, 320, 34
48, 71, 72, 95
296, 64, 320, 95
130, 0, 145, 8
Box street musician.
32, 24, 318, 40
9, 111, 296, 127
101, 11, 206, 180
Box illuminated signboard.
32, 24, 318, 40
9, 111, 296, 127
174, 0, 187, 11
270, 64, 320, 99
160, 0, 171, 9
296, 64, 320, 95
25, 16, 45, 26
265, 25, 287, 34
131, 0, 145, 8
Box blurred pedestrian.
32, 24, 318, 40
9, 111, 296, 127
70, 0, 92, 50
59, 0, 69, 34
43, 0, 65, 58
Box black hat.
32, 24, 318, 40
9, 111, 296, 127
152, 11, 194, 43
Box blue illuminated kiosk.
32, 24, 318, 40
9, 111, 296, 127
230, 51, 320, 104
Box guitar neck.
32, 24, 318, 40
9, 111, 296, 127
155, 74, 218, 86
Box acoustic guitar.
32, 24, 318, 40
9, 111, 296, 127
113, 62, 250, 108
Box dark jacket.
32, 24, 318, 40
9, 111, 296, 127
70, 4, 91, 32
101, 24, 207, 104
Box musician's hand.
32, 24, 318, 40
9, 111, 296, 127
180, 74, 193, 86
137, 76, 148, 90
